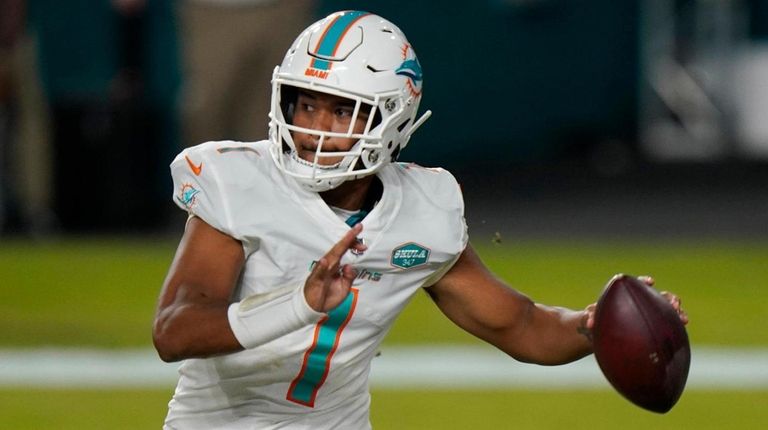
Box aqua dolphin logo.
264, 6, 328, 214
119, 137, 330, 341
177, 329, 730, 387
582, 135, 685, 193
176, 183, 200, 208
395, 59, 423, 83
396, 44, 423, 97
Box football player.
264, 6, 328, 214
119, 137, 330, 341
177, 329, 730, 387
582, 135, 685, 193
153, 10, 687, 429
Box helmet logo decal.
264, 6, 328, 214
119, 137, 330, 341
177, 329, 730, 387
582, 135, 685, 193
305, 10, 370, 79
305, 68, 329, 79
396, 44, 423, 97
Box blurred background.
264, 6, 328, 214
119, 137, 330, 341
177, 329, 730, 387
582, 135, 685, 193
1, 0, 767, 429
1, 0, 767, 238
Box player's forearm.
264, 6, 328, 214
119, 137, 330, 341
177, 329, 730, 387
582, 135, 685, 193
532, 304, 593, 364
153, 301, 243, 362
505, 303, 593, 365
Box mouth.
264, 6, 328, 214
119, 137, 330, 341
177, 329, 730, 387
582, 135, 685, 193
293, 136, 348, 168
299, 143, 320, 157
290, 151, 341, 170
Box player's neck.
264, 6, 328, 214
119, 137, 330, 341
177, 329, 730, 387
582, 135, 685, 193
320, 175, 380, 212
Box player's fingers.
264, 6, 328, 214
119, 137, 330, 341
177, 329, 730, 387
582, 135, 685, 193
584, 303, 597, 330
585, 315, 594, 330
309, 257, 335, 278
660, 291, 681, 310
340, 264, 357, 283
325, 224, 364, 262
660, 291, 688, 324
638, 275, 655, 286
351, 237, 368, 254
579, 303, 596, 340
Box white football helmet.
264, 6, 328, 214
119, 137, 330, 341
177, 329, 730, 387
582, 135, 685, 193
268, 10, 431, 191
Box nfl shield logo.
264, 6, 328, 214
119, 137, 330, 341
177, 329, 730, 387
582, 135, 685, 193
390, 243, 430, 269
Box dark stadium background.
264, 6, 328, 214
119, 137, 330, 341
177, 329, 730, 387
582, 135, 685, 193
1, 0, 767, 240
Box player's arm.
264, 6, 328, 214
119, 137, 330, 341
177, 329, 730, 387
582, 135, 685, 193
153, 218, 366, 362
426, 244, 593, 365
152, 216, 245, 362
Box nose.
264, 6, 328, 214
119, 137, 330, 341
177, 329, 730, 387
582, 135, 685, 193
309, 108, 334, 132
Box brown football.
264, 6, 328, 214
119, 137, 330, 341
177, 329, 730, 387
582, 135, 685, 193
592, 274, 691, 413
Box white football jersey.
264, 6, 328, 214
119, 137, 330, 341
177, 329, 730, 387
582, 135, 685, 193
164, 140, 468, 429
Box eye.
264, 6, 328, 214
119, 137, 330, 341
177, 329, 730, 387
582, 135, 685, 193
335, 106, 355, 118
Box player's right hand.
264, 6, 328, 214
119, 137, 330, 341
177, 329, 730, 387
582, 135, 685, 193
583, 275, 662, 330
304, 223, 367, 312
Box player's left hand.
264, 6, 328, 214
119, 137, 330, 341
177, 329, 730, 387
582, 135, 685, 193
582, 276, 688, 332
303, 223, 367, 312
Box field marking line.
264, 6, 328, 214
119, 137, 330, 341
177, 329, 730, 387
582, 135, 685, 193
0, 346, 766, 389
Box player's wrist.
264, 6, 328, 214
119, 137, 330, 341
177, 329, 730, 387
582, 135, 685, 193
293, 283, 326, 323
227, 284, 324, 349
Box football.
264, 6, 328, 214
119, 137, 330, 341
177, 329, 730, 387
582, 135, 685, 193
592, 274, 691, 413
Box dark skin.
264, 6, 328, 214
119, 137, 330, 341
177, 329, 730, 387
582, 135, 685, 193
153, 90, 688, 363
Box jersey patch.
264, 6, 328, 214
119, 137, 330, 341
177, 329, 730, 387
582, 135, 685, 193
176, 183, 200, 208
390, 242, 430, 269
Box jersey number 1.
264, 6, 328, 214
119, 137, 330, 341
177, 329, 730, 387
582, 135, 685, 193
286, 288, 358, 407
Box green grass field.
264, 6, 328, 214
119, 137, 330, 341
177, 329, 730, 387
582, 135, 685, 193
1, 236, 767, 428
0, 388, 765, 429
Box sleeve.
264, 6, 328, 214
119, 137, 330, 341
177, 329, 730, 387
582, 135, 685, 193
169, 145, 235, 237
440, 168, 469, 252
420, 168, 469, 287
456, 186, 469, 252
